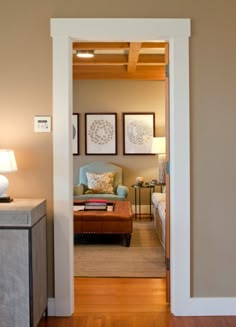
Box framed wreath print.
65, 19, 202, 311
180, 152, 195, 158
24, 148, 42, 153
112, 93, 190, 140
123, 112, 155, 155
72, 113, 79, 155
85, 113, 117, 155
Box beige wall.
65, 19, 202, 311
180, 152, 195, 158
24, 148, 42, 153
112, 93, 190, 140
1, 1, 236, 298
73, 80, 165, 204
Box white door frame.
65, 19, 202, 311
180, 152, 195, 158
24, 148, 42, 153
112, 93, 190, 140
50, 17, 191, 316
50, 18, 236, 317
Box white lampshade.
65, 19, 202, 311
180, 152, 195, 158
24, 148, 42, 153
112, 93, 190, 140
0, 149, 18, 200
151, 137, 166, 154
0, 149, 18, 172
151, 138, 166, 184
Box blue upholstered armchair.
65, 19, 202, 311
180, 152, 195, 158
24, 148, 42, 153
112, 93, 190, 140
73, 162, 129, 201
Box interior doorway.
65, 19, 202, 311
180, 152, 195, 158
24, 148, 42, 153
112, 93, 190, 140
51, 18, 191, 316
72, 52, 167, 280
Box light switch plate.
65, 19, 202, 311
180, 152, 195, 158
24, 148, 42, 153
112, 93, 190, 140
34, 116, 51, 132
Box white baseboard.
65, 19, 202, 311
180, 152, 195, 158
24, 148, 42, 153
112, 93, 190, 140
48, 295, 236, 316
48, 298, 55, 316
173, 297, 236, 316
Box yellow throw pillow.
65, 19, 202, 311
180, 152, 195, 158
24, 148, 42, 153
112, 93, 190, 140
86, 172, 115, 194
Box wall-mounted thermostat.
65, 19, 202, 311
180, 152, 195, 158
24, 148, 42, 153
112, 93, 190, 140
34, 116, 51, 132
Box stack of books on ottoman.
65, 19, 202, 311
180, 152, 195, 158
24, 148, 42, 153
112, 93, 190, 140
84, 199, 107, 211
83, 199, 114, 211
73, 199, 115, 212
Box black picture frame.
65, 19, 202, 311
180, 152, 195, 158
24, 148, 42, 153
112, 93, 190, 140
72, 113, 79, 155
123, 112, 155, 155
85, 113, 117, 155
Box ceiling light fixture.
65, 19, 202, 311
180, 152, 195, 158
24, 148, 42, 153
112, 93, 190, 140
76, 50, 95, 58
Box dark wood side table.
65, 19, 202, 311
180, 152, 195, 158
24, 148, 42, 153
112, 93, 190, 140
131, 183, 155, 220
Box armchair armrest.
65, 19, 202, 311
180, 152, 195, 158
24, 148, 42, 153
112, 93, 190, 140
116, 185, 129, 199
73, 183, 88, 196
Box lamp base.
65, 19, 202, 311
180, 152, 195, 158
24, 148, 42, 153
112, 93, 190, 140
0, 196, 13, 203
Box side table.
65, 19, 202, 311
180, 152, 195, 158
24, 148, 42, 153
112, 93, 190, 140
151, 182, 166, 193
131, 183, 155, 219
0, 199, 47, 327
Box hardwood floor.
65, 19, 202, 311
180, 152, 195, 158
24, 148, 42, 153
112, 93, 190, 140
38, 278, 236, 327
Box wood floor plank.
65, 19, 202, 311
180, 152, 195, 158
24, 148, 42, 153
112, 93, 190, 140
38, 278, 236, 327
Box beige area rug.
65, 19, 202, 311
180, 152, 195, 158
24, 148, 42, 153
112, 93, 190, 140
74, 220, 166, 278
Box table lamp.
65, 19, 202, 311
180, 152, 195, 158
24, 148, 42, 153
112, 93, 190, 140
0, 149, 18, 202
151, 137, 166, 184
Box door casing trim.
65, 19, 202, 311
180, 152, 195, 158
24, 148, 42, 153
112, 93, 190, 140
50, 18, 196, 316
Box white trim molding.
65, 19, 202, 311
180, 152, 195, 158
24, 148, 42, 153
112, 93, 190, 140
47, 298, 55, 316
50, 18, 236, 317
52, 33, 74, 316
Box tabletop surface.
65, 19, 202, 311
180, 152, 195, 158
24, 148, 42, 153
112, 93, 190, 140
131, 183, 155, 188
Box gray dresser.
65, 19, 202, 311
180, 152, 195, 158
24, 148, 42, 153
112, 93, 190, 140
0, 199, 47, 327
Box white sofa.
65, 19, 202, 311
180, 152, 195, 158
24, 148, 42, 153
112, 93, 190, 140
152, 192, 166, 249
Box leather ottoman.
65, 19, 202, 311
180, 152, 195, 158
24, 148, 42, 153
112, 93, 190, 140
73, 200, 133, 246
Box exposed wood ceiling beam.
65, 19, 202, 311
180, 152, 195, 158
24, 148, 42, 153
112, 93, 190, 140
73, 54, 165, 66
127, 42, 142, 73
73, 65, 165, 80
73, 42, 167, 50
73, 54, 128, 65
72, 41, 167, 80
73, 42, 130, 50
141, 42, 167, 49
73, 65, 165, 73
138, 54, 165, 65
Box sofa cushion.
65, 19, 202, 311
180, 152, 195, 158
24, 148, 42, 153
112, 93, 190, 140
152, 192, 166, 208
86, 171, 115, 194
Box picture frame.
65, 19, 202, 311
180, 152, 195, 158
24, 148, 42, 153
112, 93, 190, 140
85, 113, 117, 155
72, 113, 79, 155
122, 112, 155, 155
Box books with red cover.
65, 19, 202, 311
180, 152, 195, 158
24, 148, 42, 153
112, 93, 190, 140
86, 199, 107, 203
